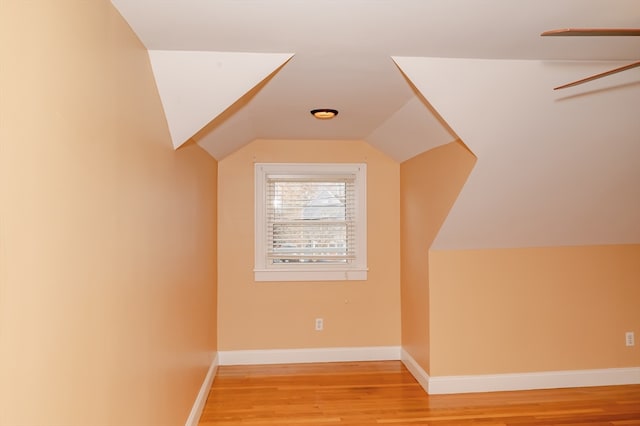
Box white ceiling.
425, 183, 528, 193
110, 0, 640, 249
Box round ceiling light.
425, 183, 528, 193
310, 108, 339, 120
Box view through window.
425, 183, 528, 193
255, 163, 367, 281
268, 178, 355, 264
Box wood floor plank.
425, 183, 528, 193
198, 361, 640, 425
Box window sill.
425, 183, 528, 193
254, 268, 367, 282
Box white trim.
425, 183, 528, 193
254, 268, 367, 282
400, 347, 640, 395
185, 353, 218, 426
218, 346, 401, 366
400, 348, 430, 394
428, 367, 640, 395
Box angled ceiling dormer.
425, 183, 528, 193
111, 0, 640, 250
148, 50, 293, 149
394, 56, 640, 249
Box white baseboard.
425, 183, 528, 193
218, 346, 401, 366
400, 348, 430, 394
401, 347, 640, 394
428, 366, 640, 394
185, 353, 218, 426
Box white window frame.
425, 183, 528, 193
254, 163, 367, 282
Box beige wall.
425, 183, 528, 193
0, 2, 217, 425
429, 245, 640, 376
400, 141, 477, 374
218, 139, 400, 350
400, 142, 639, 378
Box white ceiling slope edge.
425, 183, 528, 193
148, 50, 293, 149
394, 57, 640, 249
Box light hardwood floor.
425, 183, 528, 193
198, 361, 640, 425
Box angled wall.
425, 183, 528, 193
0, 1, 217, 425
400, 141, 477, 374
400, 139, 639, 384
396, 56, 640, 386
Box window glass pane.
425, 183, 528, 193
266, 180, 355, 264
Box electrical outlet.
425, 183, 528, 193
315, 318, 324, 331
625, 331, 635, 347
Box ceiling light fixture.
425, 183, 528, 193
310, 108, 339, 120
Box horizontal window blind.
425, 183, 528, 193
266, 176, 356, 264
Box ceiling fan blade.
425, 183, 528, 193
553, 60, 640, 90
541, 28, 640, 37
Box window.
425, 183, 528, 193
255, 163, 367, 281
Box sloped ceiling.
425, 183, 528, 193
148, 50, 293, 149
110, 0, 640, 249
396, 57, 640, 248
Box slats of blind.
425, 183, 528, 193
266, 177, 356, 263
